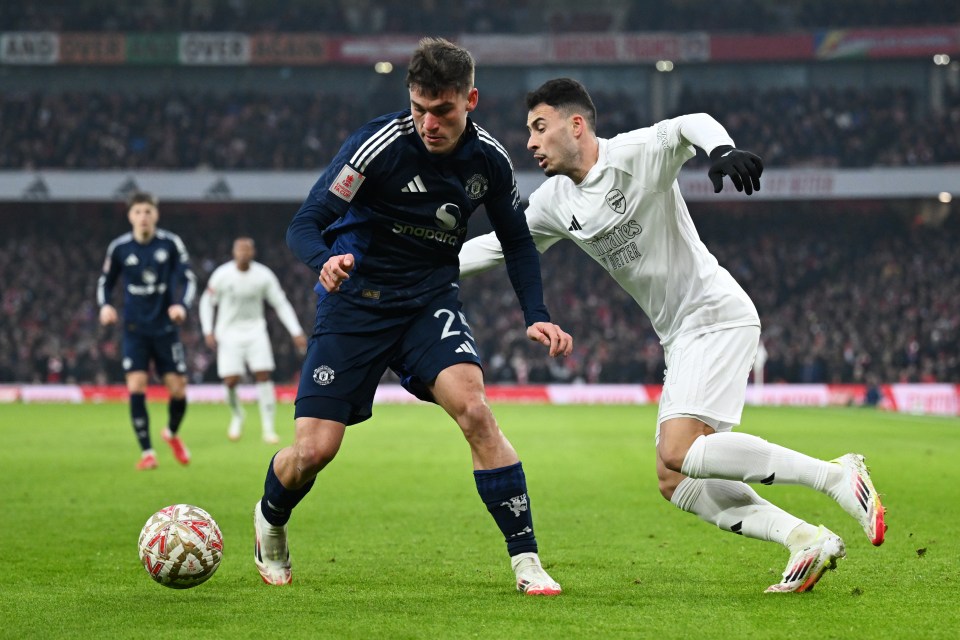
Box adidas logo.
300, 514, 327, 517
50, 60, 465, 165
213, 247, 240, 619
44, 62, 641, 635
568, 216, 583, 231
205, 177, 232, 200
401, 175, 426, 193
22, 177, 50, 200
454, 341, 477, 356
113, 176, 140, 200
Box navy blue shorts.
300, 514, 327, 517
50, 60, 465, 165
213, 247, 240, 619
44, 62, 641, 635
295, 288, 482, 425
122, 331, 187, 376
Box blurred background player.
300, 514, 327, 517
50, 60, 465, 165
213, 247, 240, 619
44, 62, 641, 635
253, 37, 573, 595
457, 78, 885, 593
97, 191, 197, 470
199, 236, 307, 444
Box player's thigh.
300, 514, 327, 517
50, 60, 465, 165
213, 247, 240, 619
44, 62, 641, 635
243, 329, 276, 373
394, 292, 482, 388
295, 318, 404, 427
657, 325, 760, 442
150, 332, 188, 377
122, 332, 152, 375
431, 362, 487, 418
215, 334, 248, 379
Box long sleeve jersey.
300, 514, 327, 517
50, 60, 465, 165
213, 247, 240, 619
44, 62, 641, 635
460, 113, 759, 347
286, 109, 549, 326
97, 229, 197, 335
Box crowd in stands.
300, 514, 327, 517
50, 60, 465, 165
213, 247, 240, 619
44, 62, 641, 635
675, 86, 960, 169
2, 204, 957, 386
3, 85, 959, 171
3, 0, 957, 33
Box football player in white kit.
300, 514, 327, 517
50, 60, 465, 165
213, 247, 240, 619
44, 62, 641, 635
458, 78, 886, 593
200, 237, 307, 443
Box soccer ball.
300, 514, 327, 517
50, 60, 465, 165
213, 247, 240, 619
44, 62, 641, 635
138, 504, 223, 589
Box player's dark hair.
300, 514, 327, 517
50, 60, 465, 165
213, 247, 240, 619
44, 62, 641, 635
406, 37, 475, 98
127, 191, 158, 209
526, 78, 597, 131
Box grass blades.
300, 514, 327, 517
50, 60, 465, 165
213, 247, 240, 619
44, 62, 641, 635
1, 402, 958, 639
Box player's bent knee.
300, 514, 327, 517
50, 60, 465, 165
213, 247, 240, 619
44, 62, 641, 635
657, 442, 691, 473
455, 401, 496, 436
294, 440, 338, 474
657, 476, 680, 501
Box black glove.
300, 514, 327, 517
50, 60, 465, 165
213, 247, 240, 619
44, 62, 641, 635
708, 145, 763, 195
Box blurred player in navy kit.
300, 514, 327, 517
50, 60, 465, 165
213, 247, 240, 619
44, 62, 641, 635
253, 37, 573, 595
98, 192, 197, 470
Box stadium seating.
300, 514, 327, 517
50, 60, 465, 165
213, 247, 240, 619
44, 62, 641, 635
1, 205, 955, 385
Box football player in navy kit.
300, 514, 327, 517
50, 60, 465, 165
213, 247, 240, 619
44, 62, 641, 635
252, 38, 573, 595
98, 192, 197, 470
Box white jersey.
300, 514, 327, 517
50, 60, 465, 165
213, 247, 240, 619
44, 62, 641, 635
460, 114, 759, 347
199, 261, 304, 340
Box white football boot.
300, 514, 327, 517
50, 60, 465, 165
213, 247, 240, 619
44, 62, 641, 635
829, 453, 886, 546
228, 409, 245, 441
765, 526, 845, 593
512, 552, 562, 596
253, 501, 292, 585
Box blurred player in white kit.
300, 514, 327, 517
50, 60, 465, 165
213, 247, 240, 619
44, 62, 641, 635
200, 237, 307, 443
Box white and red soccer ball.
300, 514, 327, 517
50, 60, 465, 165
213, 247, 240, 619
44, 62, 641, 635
138, 504, 223, 589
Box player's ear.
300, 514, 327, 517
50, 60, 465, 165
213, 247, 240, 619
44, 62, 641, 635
465, 87, 479, 112
571, 114, 585, 138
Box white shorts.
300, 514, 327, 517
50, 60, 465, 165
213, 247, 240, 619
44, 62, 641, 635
216, 329, 276, 378
656, 325, 760, 443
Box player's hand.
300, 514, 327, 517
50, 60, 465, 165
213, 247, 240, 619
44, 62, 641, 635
292, 334, 308, 355
526, 322, 574, 357
319, 253, 355, 293
99, 304, 118, 326
168, 304, 187, 325
204, 334, 216, 350
708, 145, 763, 195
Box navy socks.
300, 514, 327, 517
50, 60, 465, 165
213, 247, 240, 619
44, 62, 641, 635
261, 454, 316, 526
130, 392, 150, 451
474, 461, 538, 556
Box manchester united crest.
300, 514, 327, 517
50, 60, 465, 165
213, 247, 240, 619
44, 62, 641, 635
465, 174, 489, 200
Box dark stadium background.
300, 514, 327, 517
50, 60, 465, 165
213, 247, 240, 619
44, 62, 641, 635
1, 0, 957, 393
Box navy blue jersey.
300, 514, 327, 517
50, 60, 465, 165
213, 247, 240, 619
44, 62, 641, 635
287, 110, 549, 326
97, 229, 197, 335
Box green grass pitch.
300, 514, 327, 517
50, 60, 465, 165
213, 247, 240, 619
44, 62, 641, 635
1, 401, 958, 639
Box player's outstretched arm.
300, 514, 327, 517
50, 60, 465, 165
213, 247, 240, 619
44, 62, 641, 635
526, 322, 574, 358
707, 145, 763, 195
459, 232, 507, 278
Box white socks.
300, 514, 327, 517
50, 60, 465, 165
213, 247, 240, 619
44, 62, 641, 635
680, 432, 841, 493
257, 381, 276, 436
671, 477, 818, 549
226, 384, 243, 418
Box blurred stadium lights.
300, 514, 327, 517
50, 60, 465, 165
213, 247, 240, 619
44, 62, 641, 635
655, 60, 674, 72
939, 192, 953, 204
374, 61, 394, 74
933, 54, 951, 65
